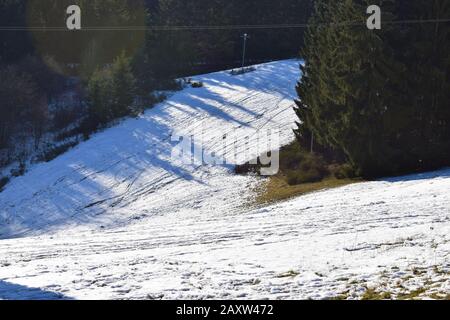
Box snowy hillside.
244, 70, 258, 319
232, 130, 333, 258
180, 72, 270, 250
0, 60, 449, 300
0, 60, 300, 239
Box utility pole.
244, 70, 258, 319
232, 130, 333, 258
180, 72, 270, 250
241, 33, 249, 70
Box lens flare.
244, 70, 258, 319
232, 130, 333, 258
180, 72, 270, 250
27, 0, 146, 78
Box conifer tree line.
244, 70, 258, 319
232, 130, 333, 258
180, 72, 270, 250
0, 0, 312, 159
295, 0, 450, 178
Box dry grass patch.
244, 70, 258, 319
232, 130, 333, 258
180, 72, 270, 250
255, 175, 358, 205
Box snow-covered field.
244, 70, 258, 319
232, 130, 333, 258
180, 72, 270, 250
0, 60, 449, 300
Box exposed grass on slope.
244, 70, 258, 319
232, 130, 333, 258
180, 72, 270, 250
236, 141, 361, 205
255, 175, 359, 205
361, 288, 392, 300
329, 265, 450, 300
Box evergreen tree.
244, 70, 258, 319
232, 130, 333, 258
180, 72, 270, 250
295, 0, 450, 177
110, 53, 137, 118
87, 67, 111, 126
86, 53, 136, 130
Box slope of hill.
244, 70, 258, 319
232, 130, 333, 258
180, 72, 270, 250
0, 60, 448, 300
0, 60, 300, 239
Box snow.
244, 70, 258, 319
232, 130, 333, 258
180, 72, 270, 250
0, 60, 449, 300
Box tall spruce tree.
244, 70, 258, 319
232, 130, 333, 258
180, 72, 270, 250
111, 53, 136, 119
295, 0, 450, 177
86, 53, 136, 129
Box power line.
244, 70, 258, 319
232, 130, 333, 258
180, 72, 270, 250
0, 18, 449, 31
0, 24, 316, 31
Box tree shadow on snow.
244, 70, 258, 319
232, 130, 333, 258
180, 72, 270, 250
0, 59, 301, 239
381, 167, 450, 183
0, 281, 73, 300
